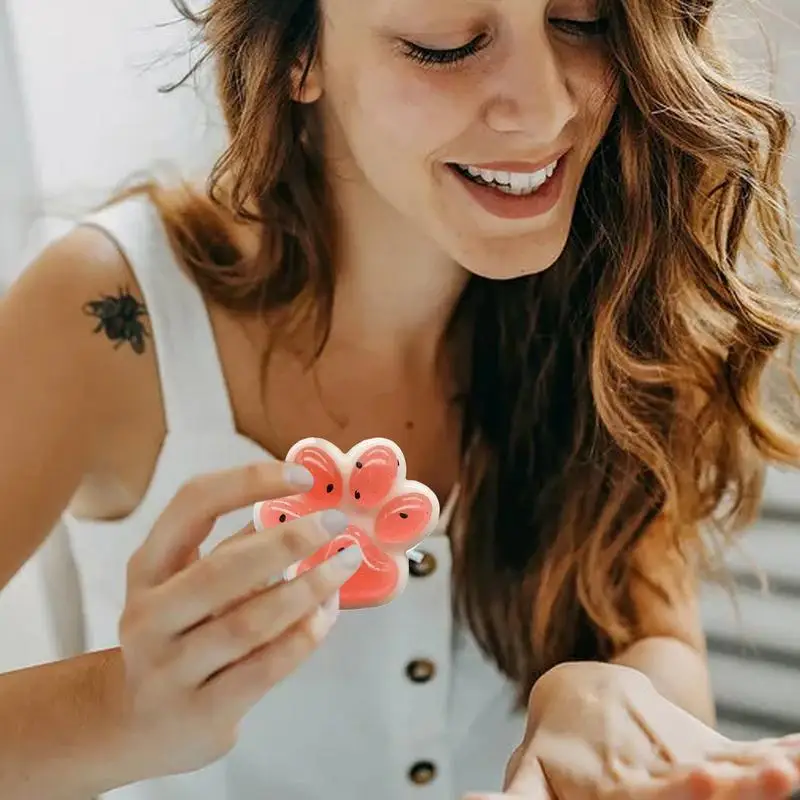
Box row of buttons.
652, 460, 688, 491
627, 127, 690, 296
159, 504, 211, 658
409, 551, 437, 578
407, 550, 439, 787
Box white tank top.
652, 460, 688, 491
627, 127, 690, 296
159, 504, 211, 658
61, 196, 525, 800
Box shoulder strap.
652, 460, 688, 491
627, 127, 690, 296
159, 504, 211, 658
82, 195, 236, 433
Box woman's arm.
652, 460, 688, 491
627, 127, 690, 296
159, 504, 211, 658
612, 522, 715, 725
0, 648, 149, 799
613, 636, 715, 726
0, 228, 157, 797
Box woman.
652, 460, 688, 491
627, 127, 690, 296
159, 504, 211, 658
0, 0, 799, 798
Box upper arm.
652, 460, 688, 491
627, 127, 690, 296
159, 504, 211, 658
0, 225, 150, 589
627, 518, 706, 654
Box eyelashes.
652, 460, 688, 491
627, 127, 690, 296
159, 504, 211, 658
400, 33, 491, 68
399, 18, 609, 70
550, 18, 610, 38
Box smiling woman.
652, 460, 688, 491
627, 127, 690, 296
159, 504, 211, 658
0, 0, 800, 799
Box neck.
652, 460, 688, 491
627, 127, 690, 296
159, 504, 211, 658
327, 169, 468, 366
224, 163, 468, 372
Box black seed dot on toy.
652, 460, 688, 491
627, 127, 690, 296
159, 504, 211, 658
396, 458, 400, 466
279, 514, 287, 523
326, 483, 334, 493
399, 512, 408, 519
338, 547, 346, 553
356, 461, 363, 469
354, 490, 361, 500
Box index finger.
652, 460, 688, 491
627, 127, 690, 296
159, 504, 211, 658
128, 461, 314, 589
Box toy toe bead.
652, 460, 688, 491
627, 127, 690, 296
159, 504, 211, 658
347, 441, 401, 509
374, 489, 438, 548
285, 439, 344, 510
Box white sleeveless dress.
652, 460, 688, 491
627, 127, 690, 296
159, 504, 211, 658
60, 196, 526, 800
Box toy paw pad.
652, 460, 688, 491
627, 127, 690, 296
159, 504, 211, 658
252, 437, 440, 609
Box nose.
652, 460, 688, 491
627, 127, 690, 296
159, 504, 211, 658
482, 29, 578, 142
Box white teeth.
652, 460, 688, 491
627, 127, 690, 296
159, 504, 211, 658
457, 159, 559, 195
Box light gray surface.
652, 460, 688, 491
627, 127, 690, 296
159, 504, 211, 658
0, 0, 37, 276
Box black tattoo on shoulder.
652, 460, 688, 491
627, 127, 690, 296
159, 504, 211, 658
83, 286, 150, 355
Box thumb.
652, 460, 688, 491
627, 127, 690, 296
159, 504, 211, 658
505, 756, 554, 800
464, 757, 553, 800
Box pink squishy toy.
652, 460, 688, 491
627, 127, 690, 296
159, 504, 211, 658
252, 437, 440, 609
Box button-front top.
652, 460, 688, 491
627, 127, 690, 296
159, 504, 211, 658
58, 198, 529, 800
409, 761, 438, 785
406, 658, 437, 684
409, 551, 437, 578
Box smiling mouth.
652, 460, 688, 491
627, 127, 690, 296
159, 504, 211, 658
447, 159, 560, 196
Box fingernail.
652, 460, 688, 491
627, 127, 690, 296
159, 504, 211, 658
310, 602, 339, 639
322, 591, 340, 618
319, 509, 349, 536
283, 463, 314, 489
331, 544, 363, 569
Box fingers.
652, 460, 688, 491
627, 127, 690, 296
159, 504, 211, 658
462, 794, 527, 799
693, 761, 795, 800
462, 752, 552, 800
601, 771, 715, 800
209, 522, 256, 554
128, 461, 315, 589
144, 509, 350, 637
198, 601, 344, 719
170, 545, 363, 685
699, 739, 800, 797
630, 761, 797, 800
707, 738, 800, 766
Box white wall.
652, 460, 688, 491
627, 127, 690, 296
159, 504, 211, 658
0, 0, 37, 277
0, 0, 225, 671
6, 0, 226, 260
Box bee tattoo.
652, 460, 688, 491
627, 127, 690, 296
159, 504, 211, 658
83, 287, 149, 354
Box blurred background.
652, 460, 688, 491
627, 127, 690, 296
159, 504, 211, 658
0, 0, 798, 741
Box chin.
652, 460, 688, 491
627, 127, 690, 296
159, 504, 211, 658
441, 225, 571, 282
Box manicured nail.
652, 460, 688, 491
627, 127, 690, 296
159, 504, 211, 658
283, 463, 314, 489
330, 544, 363, 570
310, 602, 340, 639
322, 591, 340, 618
319, 509, 349, 536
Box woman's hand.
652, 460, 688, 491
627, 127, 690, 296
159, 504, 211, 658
116, 462, 362, 779
466, 661, 800, 800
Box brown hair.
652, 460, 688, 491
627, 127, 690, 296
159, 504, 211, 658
123, 0, 800, 696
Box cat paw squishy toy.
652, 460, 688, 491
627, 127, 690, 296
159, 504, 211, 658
253, 437, 440, 609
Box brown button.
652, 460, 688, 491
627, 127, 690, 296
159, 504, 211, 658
406, 659, 437, 684
409, 761, 437, 785
409, 551, 437, 578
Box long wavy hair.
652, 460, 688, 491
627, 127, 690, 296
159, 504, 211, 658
122, 0, 800, 696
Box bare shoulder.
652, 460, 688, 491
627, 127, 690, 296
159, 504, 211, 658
9, 222, 142, 314
1, 222, 158, 400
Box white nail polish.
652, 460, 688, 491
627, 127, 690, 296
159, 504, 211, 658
332, 545, 362, 570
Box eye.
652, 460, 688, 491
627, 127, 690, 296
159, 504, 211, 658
400, 33, 491, 69
549, 17, 609, 38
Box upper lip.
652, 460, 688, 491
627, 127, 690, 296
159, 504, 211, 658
453, 147, 571, 174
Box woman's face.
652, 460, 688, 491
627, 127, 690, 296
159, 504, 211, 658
314, 0, 618, 279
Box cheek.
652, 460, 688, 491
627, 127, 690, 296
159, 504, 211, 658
353, 64, 475, 157
569, 59, 618, 136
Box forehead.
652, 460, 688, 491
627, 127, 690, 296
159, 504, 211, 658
321, 0, 603, 27
321, 0, 486, 24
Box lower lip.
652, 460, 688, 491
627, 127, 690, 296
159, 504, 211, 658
447, 156, 567, 220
